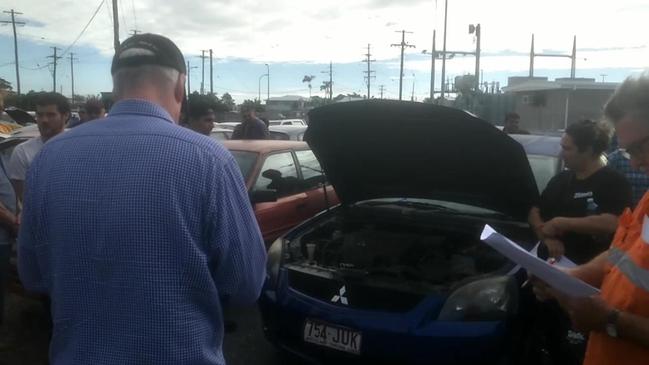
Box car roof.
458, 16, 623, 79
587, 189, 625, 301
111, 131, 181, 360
509, 134, 561, 157
222, 140, 307, 154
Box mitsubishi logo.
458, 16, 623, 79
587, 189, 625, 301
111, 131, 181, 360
331, 286, 349, 305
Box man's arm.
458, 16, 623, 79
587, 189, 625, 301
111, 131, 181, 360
528, 206, 545, 240
11, 179, 23, 206
17, 165, 46, 293
206, 153, 267, 305
569, 250, 610, 287
0, 201, 18, 235
543, 214, 619, 237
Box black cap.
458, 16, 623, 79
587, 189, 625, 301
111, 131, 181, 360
111, 33, 186, 75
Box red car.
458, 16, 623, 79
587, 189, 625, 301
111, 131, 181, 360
222, 140, 339, 243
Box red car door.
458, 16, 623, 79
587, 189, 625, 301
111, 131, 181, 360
252, 151, 308, 242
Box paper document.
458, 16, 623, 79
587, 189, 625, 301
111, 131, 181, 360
529, 242, 577, 269
481, 225, 599, 297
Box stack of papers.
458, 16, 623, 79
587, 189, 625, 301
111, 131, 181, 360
480, 225, 599, 297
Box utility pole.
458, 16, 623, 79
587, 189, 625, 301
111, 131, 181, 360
48, 47, 62, 93
329, 62, 332, 101
68, 53, 78, 106
129, 29, 140, 36
363, 44, 376, 99
112, 0, 120, 52
266, 63, 270, 102
186, 61, 198, 95
1, 9, 25, 95
209, 49, 213, 95
570, 35, 577, 79
470, 24, 481, 91
529, 34, 535, 77
411, 73, 416, 101
199, 50, 208, 94
429, 30, 436, 101
379, 85, 386, 99
321, 63, 333, 101
391, 30, 415, 101
441, 0, 449, 99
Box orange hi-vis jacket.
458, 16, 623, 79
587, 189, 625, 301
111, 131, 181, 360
583, 192, 649, 365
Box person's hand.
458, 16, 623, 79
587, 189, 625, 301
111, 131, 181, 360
543, 237, 565, 259
551, 291, 611, 333
542, 217, 566, 237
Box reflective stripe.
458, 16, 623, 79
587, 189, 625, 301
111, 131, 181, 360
608, 248, 649, 292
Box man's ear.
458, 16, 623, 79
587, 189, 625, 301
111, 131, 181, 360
175, 74, 186, 104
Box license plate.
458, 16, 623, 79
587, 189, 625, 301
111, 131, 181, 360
303, 319, 362, 355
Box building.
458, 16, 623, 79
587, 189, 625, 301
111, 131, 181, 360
503, 77, 619, 133
265, 95, 308, 119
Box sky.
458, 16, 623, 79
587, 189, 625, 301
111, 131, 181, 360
1, 0, 648, 103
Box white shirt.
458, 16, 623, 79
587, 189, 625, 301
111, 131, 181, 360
8, 137, 44, 181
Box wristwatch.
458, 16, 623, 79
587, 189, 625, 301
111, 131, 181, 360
606, 309, 621, 338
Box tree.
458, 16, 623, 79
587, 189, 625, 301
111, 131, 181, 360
240, 99, 265, 112
188, 93, 229, 113
302, 75, 315, 99
221, 93, 235, 111
320, 81, 332, 100
307, 96, 327, 108
0, 78, 12, 92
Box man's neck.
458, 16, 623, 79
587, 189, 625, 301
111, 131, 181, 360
575, 158, 604, 180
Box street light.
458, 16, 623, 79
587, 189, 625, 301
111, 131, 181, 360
258, 73, 268, 102
265, 63, 270, 103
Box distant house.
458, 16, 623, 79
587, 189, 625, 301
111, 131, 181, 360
266, 95, 308, 118
503, 77, 619, 133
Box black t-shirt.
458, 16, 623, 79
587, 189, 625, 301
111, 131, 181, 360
539, 166, 632, 264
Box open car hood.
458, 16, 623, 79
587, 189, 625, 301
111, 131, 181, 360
305, 100, 539, 221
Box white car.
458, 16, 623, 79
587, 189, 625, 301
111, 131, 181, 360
269, 119, 306, 126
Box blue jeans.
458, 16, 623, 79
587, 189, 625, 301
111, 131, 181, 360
0, 243, 10, 325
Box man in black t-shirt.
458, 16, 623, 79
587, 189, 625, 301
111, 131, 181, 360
529, 120, 632, 264
528, 120, 632, 365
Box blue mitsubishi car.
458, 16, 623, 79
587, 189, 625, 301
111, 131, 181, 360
259, 100, 542, 365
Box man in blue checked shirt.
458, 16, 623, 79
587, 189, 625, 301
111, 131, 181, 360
17, 33, 267, 365
608, 148, 649, 207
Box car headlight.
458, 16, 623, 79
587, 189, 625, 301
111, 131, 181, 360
266, 238, 286, 288
437, 276, 518, 321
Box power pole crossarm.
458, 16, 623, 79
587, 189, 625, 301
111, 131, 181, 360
1, 9, 26, 95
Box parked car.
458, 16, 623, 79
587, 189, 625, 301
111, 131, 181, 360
269, 119, 306, 126
222, 140, 339, 244
210, 127, 233, 141
216, 122, 241, 130
510, 134, 562, 192
259, 101, 541, 364
269, 125, 307, 141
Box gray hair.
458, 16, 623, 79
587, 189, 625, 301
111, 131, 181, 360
604, 72, 649, 125
112, 65, 180, 99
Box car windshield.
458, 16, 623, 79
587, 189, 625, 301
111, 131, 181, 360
526, 154, 559, 192
229, 151, 258, 181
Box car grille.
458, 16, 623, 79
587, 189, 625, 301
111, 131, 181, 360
287, 269, 425, 313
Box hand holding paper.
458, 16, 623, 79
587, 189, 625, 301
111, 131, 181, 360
480, 225, 598, 297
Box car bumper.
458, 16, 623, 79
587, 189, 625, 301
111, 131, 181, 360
259, 286, 510, 365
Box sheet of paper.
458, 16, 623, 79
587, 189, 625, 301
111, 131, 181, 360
481, 225, 599, 297
529, 242, 577, 269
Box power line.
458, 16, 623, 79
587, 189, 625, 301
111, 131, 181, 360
59, 0, 106, 59
130, 0, 138, 31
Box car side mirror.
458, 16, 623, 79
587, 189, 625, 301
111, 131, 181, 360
250, 189, 278, 204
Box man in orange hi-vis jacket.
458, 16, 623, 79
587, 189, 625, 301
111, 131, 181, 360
534, 73, 649, 365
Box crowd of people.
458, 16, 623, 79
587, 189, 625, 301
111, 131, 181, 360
0, 32, 647, 365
